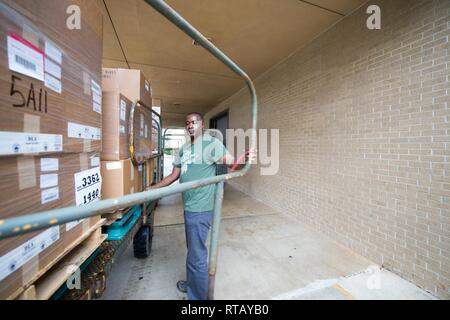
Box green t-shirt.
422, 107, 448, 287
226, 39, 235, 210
173, 135, 227, 213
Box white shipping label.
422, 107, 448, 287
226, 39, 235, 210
145, 125, 148, 139
7, 33, 44, 81
0, 131, 63, 155
41, 186, 59, 204
119, 125, 126, 134
90, 156, 100, 167
138, 165, 143, 172
140, 114, 144, 129
44, 58, 61, 79
0, 226, 60, 282
106, 161, 121, 170
45, 40, 62, 65
44, 73, 62, 93
91, 80, 102, 114
93, 102, 101, 114
67, 123, 101, 140
145, 80, 150, 92
40, 158, 59, 172
40, 174, 58, 189
120, 100, 127, 121
74, 167, 102, 206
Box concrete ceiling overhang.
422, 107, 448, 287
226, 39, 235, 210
99, 0, 367, 126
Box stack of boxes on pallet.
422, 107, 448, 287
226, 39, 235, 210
0, 0, 101, 300
0, 1, 159, 299
100, 68, 156, 199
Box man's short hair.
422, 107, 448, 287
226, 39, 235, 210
186, 112, 204, 121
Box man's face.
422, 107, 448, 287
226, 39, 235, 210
186, 114, 203, 138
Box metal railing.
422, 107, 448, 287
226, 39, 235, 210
0, 0, 258, 300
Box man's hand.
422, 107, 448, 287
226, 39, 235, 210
246, 147, 257, 164
145, 166, 181, 191
223, 147, 258, 171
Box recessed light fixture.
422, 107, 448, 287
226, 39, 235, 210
173, 102, 181, 106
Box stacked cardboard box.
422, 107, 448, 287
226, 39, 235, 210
0, 0, 103, 299
0, 0, 103, 155
101, 68, 154, 199
101, 93, 132, 161
101, 159, 142, 197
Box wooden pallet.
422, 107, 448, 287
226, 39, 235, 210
103, 207, 132, 226
34, 230, 106, 300
8, 219, 106, 300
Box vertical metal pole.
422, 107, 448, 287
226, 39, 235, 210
141, 163, 148, 225
208, 181, 224, 300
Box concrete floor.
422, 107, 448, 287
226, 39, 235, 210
100, 185, 437, 300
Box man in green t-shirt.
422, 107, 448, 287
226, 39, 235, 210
148, 112, 255, 300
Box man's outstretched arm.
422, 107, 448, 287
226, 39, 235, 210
221, 148, 257, 171
147, 166, 181, 190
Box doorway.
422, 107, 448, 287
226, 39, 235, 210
209, 110, 229, 176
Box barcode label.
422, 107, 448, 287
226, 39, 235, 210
15, 55, 36, 71
7, 33, 44, 81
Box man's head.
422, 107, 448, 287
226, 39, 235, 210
186, 112, 204, 139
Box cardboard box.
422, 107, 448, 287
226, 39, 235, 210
0, 151, 102, 299
102, 68, 152, 108
145, 158, 156, 188
131, 105, 154, 163
0, 216, 100, 299
0, 0, 102, 156
101, 93, 132, 161
152, 99, 161, 152
0, 152, 100, 220
101, 159, 143, 199
134, 163, 144, 193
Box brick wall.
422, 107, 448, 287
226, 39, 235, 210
205, 0, 450, 299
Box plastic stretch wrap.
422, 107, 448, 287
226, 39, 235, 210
101, 93, 132, 161
0, 0, 103, 156
0, 0, 103, 299
131, 104, 154, 164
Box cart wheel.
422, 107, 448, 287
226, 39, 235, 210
133, 226, 152, 258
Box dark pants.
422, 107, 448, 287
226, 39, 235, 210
184, 210, 213, 300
